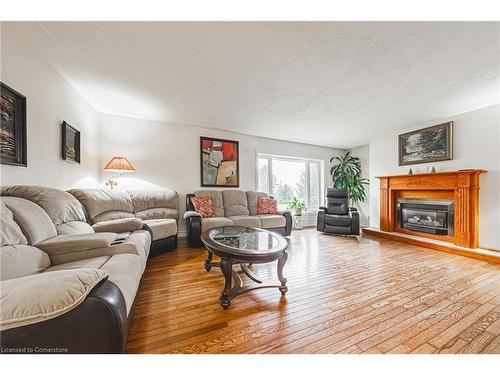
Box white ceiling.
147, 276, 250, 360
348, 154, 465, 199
18, 22, 500, 148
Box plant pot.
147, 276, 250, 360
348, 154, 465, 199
292, 208, 303, 216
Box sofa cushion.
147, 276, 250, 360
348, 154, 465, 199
128, 190, 179, 213
134, 207, 179, 221
0, 202, 27, 246
68, 189, 134, 223
1, 244, 51, 281
99, 254, 143, 314
43, 256, 110, 273
222, 190, 249, 216
246, 191, 269, 215
201, 217, 234, 232
143, 219, 177, 241
195, 190, 224, 217
56, 221, 94, 235
92, 218, 143, 233
123, 230, 151, 261
325, 214, 352, 227
258, 214, 286, 229
1, 196, 57, 245
228, 215, 261, 228
2, 185, 87, 226
0, 269, 108, 331
257, 196, 278, 215
93, 211, 136, 223
191, 196, 215, 218
326, 198, 348, 216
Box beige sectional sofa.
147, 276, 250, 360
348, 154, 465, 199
0, 185, 179, 353
185, 190, 292, 247
69, 188, 179, 255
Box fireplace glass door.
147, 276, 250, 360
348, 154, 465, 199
397, 199, 454, 236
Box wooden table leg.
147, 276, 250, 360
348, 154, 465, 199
220, 259, 233, 309
204, 250, 213, 272
204, 250, 221, 272
277, 251, 288, 295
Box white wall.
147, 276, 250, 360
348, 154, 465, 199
349, 144, 370, 227
98, 113, 342, 234
0, 23, 101, 189
369, 104, 500, 250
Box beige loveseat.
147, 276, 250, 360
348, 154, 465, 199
0, 185, 178, 353
184, 190, 292, 247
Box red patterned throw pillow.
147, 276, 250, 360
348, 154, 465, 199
257, 196, 278, 215
191, 196, 215, 218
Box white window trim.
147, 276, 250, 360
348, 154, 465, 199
255, 153, 324, 214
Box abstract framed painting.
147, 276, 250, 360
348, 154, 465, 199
398, 121, 453, 166
62, 121, 81, 164
0, 82, 27, 167
200, 136, 239, 187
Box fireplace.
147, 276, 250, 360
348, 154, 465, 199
397, 198, 454, 236
373, 170, 485, 249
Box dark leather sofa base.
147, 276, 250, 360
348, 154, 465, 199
149, 235, 178, 257
0, 280, 127, 354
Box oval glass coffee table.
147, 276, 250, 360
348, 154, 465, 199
201, 226, 289, 309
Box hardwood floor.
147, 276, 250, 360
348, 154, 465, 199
126, 229, 500, 354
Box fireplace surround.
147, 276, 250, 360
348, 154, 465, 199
375, 169, 486, 248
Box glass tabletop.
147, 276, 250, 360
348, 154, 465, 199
206, 226, 285, 253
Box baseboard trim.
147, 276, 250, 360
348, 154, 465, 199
362, 227, 500, 265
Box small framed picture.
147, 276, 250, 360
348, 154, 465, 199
200, 136, 239, 187
62, 121, 81, 163
1, 82, 27, 167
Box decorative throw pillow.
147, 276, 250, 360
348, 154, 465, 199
257, 196, 278, 215
191, 196, 215, 218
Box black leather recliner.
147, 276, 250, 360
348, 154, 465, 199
317, 188, 360, 235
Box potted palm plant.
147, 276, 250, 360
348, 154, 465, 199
330, 151, 369, 205
288, 196, 306, 216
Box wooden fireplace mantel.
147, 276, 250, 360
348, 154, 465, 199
376, 169, 486, 248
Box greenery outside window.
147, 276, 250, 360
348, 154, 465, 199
257, 154, 323, 212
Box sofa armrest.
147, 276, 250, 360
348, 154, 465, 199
277, 209, 291, 215
0, 269, 108, 332
186, 214, 202, 247
282, 211, 292, 236
349, 210, 360, 235
319, 206, 327, 212
37, 232, 144, 265
0, 275, 128, 353
37, 233, 117, 255
317, 209, 326, 231
183, 210, 202, 219
92, 218, 143, 233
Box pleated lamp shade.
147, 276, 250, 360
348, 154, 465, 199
104, 157, 136, 173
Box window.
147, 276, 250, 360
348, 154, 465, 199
257, 154, 323, 212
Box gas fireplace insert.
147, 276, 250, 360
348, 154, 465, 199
397, 198, 454, 236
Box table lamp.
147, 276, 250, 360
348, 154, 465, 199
103, 157, 136, 189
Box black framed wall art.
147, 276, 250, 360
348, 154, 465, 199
200, 136, 239, 187
62, 121, 81, 163
398, 121, 453, 166
0, 82, 27, 167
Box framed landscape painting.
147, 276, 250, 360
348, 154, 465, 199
62, 121, 81, 163
1, 82, 27, 167
398, 122, 453, 166
200, 136, 239, 187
